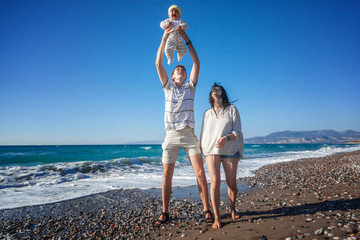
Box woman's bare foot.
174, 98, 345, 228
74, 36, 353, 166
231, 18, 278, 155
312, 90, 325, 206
212, 218, 221, 229
231, 210, 240, 220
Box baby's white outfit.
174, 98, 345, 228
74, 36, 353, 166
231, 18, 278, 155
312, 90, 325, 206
160, 19, 189, 65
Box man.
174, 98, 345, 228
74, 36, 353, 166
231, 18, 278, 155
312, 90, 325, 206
155, 23, 213, 224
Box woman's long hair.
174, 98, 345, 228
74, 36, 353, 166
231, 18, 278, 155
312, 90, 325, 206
209, 83, 231, 115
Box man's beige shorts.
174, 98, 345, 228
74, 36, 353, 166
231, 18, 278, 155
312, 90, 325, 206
162, 128, 201, 164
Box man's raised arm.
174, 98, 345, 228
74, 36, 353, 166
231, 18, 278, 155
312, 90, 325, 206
178, 28, 200, 86
156, 26, 173, 87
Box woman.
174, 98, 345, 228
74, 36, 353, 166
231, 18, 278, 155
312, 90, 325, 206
200, 83, 244, 229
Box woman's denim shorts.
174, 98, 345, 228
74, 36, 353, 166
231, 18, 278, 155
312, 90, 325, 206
220, 151, 240, 159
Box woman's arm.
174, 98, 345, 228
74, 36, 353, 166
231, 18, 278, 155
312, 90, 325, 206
216, 106, 242, 149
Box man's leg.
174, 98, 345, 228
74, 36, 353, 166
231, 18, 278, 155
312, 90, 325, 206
157, 132, 179, 224
189, 153, 211, 214
162, 163, 175, 214
156, 162, 175, 224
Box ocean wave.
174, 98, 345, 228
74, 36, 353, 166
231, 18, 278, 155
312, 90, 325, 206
109, 157, 155, 166
140, 146, 152, 150
238, 144, 360, 179
0, 156, 165, 192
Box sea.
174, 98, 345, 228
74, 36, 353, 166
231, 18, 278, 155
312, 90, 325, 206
1, 143, 360, 210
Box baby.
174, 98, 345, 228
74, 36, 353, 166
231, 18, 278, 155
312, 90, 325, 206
160, 5, 189, 65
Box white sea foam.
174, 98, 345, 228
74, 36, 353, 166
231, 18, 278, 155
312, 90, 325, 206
140, 146, 152, 150
237, 144, 360, 178
0, 144, 359, 210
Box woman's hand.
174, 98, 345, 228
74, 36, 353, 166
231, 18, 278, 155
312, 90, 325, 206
215, 136, 227, 149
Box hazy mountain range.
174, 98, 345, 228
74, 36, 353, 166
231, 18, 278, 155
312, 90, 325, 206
244, 129, 360, 144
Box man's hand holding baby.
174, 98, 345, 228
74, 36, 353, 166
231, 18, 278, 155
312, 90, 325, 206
163, 23, 174, 39
177, 28, 190, 43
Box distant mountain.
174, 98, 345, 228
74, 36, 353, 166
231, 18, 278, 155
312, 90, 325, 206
244, 129, 360, 144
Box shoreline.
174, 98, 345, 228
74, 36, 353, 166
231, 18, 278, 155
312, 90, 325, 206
1, 150, 359, 239
0, 181, 251, 212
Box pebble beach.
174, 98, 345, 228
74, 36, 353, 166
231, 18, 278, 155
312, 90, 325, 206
1, 150, 359, 240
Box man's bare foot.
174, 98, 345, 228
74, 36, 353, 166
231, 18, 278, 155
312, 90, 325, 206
155, 212, 169, 225
204, 210, 214, 223
212, 219, 221, 229
231, 210, 240, 220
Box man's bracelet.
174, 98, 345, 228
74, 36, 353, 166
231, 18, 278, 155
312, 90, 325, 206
186, 40, 192, 45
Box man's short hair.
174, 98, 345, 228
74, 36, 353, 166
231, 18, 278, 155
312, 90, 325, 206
172, 65, 187, 76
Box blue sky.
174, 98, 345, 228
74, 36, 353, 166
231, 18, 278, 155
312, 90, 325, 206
1, 0, 359, 145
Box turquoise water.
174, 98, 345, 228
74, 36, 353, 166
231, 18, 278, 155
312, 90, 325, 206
0, 145, 164, 166
2, 143, 356, 166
